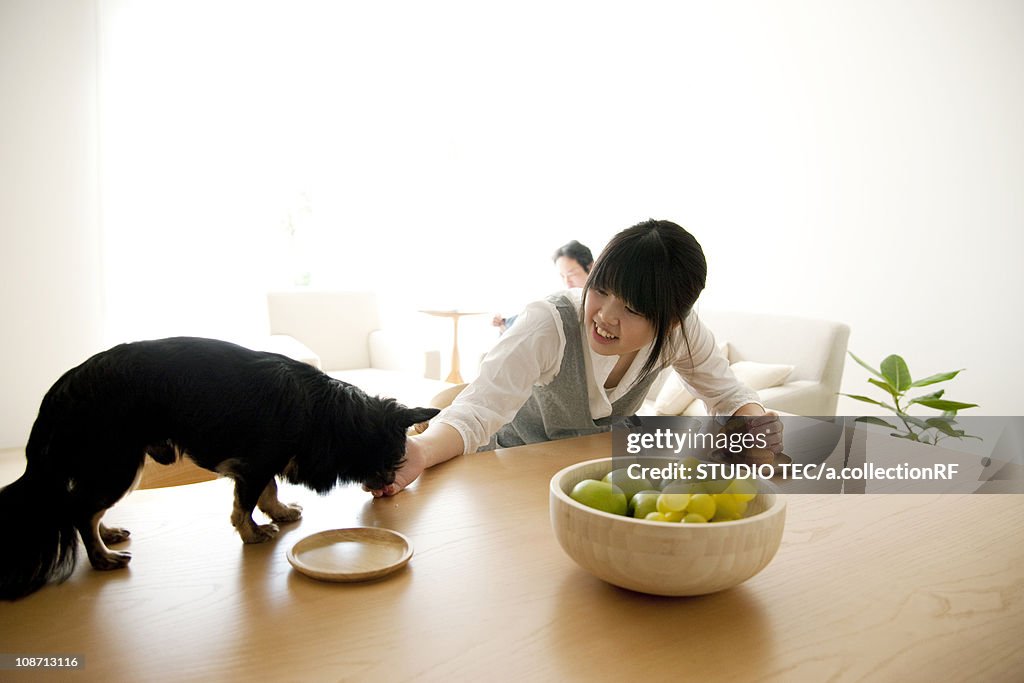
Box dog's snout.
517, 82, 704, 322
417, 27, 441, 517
363, 472, 395, 491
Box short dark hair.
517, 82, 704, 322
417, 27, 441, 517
552, 240, 594, 273
582, 219, 707, 383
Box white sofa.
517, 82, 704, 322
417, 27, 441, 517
640, 309, 851, 417
265, 290, 454, 408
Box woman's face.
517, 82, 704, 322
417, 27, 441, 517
556, 256, 589, 289
583, 288, 656, 357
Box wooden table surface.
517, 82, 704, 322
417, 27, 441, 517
1, 433, 1022, 681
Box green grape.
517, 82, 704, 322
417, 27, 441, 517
628, 491, 661, 519
677, 455, 702, 479
682, 513, 709, 524
711, 493, 747, 521
702, 478, 731, 494
725, 478, 758, 503
656, 488, 691, 514
569, 479, 628, 515
687, 493, 716, 520
645, 511, 672, 523
662, 509, 685, 523
603, 468, 654, 502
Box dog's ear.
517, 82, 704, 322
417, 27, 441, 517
398, 407, 440, 429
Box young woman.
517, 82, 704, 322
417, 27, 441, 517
373, 219, 783, 497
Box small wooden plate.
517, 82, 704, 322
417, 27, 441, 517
287, 528, 413, 582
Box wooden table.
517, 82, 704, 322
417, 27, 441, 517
1, 433, 1022, 681
418, 309, 485, 383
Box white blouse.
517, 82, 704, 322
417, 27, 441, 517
438, 290, 761, 454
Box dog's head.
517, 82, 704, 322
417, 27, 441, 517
286, 385, 440, 493
352, 402, 440, 491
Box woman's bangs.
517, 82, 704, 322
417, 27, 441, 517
590, 247, 663, 323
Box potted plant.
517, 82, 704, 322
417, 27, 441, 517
841, 352, 979, 445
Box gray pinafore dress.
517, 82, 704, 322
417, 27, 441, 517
484, 294, 664, 451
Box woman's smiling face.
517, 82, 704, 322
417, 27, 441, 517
584, 288, 656, 356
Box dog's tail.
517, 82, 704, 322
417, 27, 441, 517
0, 404, 78, 600
0, 473, 78, 600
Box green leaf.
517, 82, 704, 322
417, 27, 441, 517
909, 369, 963, 388
855, 416, 898, 429
848, 352, 883, 379
906, 389, 944, 406
925, 418, 962, 438
904, 416, 931, 430
914, 399, 978, 411
839, 393, 897, 413
880, 355, 912, 392
867, 377, 899, 400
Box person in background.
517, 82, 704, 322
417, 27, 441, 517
552, 239, 594, 289
372, 219, 782, 497
493, 240, 595, 333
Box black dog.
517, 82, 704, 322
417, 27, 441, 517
0, 337, 438, 600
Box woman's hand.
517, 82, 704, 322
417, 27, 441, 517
365, 437, 427, 498
364, 423, 465, 498
731, 404, 784, 455
743, 411, 784, 454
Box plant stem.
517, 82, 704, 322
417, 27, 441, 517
893, 395, 921, 440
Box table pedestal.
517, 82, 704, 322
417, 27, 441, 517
419, 310, 485, 384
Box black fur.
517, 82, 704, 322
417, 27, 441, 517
0, 337, 439, 600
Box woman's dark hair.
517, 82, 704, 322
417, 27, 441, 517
552, 240, 594, 273
582, 219, 707, 384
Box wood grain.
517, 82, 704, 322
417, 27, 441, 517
0, 433, 1022, 681
137, 456, 218, 489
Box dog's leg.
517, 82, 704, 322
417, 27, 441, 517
97, 462, 142, 545
99, 522, 131, 545
77, 511, 131, 570
230, 480, 280, 544
256, 478, 302, 524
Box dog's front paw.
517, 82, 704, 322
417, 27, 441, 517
88, 550, 132, 571
100, 525, 131, 545
239, 522, 280, 544
268, 503, 303, 524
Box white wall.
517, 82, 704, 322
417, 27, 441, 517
0, 0, 103, 448
1, 1, 1021, 447
295, 1, 1024, 416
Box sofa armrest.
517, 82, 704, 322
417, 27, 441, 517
368, 329, 442, 380
255, 335, 322, 369
650, 381, 833, 417
750, 381, 836, 416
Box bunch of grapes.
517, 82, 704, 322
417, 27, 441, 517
634, 478, 758, 523
568, 462, 760, 523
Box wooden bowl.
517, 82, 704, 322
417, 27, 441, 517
550, 457, 786, 596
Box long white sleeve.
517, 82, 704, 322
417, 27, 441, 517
670, 312, 762, 416
437, 299, 566, 454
